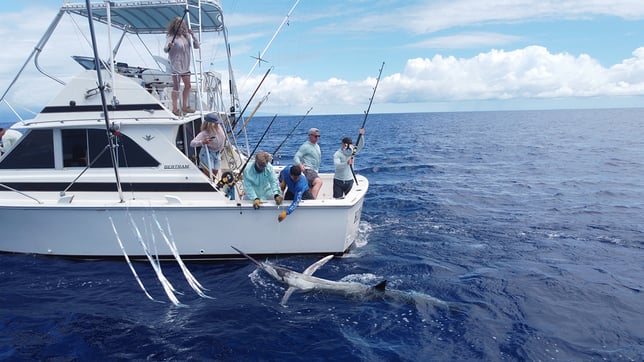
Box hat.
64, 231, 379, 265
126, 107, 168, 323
342, 137, 352, 145
308, 128, 320, 136
204, 112, 223, 124
255, 151, 271, 168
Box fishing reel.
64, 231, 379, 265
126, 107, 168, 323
343, 144, 356, 156
215, 171, 234, 191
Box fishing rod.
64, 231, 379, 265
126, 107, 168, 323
170, 10, 189, 45
351, 61, 385, 185
272, 107, 312, 162
237, 114, 279, 177
232, 66, 273, 132
235, 92, 270, 139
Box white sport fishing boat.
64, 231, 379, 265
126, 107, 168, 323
0, 0, 368, 261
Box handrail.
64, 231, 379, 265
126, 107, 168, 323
0, 183, 43, 204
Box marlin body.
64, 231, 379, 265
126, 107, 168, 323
232, 246, 449, 310
232, 246, 385, 304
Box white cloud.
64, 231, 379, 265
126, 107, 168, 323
386, 46, 644, 101
246, 45, 644, 114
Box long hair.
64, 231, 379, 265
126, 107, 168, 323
201, 121, 220, 133
166, 17, 186, 36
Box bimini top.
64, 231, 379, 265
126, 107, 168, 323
61, 0, 224, 34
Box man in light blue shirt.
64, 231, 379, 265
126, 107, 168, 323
293, 128, 323, 198
333, 129, 365, 198
243, 151, 283, 209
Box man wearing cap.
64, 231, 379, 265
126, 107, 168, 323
243, 151, 283, 209
190, 112, 226, 179
293, 127, 323, 198
333, 128, 365, 199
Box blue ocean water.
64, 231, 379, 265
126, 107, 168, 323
1, 108, 643, 361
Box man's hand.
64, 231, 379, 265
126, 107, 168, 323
278, 211, 287, 222
274, 194, 283, 205
253, 198, 261, 209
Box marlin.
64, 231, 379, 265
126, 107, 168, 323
232, 246, 450, 309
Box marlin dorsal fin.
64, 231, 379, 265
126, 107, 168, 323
373, 280, 387, 292
302, 254, 334, 276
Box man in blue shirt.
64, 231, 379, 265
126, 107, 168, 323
277, 165, 314, 222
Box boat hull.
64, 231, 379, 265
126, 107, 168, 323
0, 175, 368, 260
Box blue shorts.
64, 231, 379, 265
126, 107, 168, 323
199, 147, 221, 171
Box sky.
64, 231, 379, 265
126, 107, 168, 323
1, 0, 644, 115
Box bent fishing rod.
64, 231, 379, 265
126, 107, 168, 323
272, 107, 313, 162
351, 61, 385, 185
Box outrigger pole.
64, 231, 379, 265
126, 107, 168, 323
351, 61, 385, 185
241, 0, 301, 89
85, 0, 124, 202
272, 107, 312, 161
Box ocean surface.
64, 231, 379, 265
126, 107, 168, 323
1, 108, 643, 361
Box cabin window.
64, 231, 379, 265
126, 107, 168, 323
63, 129, 89, 167
62, 129, 159, 168
0, 129, 54, 169
176, 119, 201, 163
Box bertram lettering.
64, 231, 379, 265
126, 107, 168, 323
164, 164, 190, 169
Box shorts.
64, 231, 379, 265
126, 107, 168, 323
303, 168, 319, 187
199, 147, 221, 171
285, 189, 314, 201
